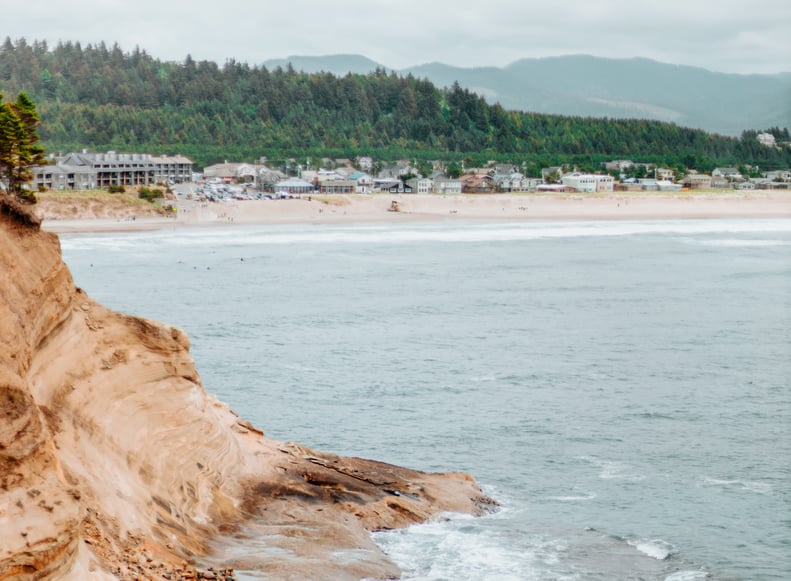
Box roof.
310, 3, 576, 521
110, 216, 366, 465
276, 178, 314, 188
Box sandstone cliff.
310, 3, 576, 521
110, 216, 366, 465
0, 196, 494, 580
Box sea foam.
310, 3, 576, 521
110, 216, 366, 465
627, 538, 676, 560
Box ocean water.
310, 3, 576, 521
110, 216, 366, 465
59, 218, 791, 580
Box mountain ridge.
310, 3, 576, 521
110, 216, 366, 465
264, 54, 791, 136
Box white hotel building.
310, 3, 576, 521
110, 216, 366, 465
561, 173, 615, 193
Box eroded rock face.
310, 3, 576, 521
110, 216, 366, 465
0, 200, 495, 580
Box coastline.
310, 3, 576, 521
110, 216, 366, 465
41, 190, 791, 234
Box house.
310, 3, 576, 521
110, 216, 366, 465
593, 175, 615, 192
604, 160, 634, 171
432, 178, 463, 194
638, 178, 659, 191
383, 181, 412, 194
347, 171, 374, 193
655, 168, 675, 181
316, 168, 347, 183
561, 173, 598, 193
523, 178, 545, 192
757, 132, 776, 147
257, 168, 288, 191
491, 166, 527, 192
764, 170, 790, 181
461, 174, 494, 193
356, 156, 373, 172
204, 162, 263, 183
656, 180, 683, 192
561, 173, 614, 193
748, 178, 787, 190
712, 167, 741, 179
683, 173, 713, 189
408, 178, 434, 194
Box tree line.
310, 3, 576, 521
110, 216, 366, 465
1, 37, 790, 172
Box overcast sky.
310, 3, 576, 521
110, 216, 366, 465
5, 0, 790, 74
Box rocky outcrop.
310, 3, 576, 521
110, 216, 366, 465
0, 196, 495, 580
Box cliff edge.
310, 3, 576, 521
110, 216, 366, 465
0, 196, 495, 580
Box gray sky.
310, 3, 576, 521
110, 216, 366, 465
6, 0, 790, 74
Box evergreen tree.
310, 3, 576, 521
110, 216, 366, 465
0, 92, 46, 200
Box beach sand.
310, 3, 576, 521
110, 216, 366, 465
41, 191, 791, 233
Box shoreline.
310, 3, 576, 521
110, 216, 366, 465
41, 191, 791, 234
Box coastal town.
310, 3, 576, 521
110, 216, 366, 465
30, 142, 791, 203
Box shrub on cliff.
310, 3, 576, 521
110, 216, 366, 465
139, 186, 163, 202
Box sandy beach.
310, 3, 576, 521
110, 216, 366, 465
41, 191, 791, 233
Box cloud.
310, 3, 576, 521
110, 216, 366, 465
3, 0, 789, 73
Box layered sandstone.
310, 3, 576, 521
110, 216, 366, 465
0, 196, 495, 580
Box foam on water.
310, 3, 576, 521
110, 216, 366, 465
698, 238, 791, 247
627, 538, 677, 560
663, 571, 710, 581
59, 217, 791, 253
545, 492, 598, 502
578, 456, 646, 482
700, 477, 773, 494
371, 513, 577, 581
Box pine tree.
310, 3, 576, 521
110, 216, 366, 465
0, 92, 46, 201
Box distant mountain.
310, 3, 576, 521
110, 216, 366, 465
263, 54, 386, 76
268, 54, 791, 136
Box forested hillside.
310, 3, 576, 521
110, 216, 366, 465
1, 38, 789, 170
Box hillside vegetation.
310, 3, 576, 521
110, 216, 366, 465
1, 38, 789, 171
265, 54, 791, 137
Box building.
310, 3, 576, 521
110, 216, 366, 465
32, 163, 96, 191
461, 174, 494, 193
410, 178, 434, 194
604, 160, 634, 171
712, 167, 741, 179
757, 132, 776, 147
561, 173, 614, 193
319, 179, 356, 194
683, 173, 713, 189
33, 151, 194, 190
655, 168, 675, 181
151, 155, 193, 183
764, 170, 790, 181
356, 156, 373, 172
274, 178, 315, 195
536, 184, 573, 193
347, 171, 374, 193
432, 178, 463, 194
203, 162, 263, 183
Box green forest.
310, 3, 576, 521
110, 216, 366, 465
1, 38, 789, 171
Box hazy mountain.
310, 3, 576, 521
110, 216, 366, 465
263, 54, 385, 75
267, 54, 791, 136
